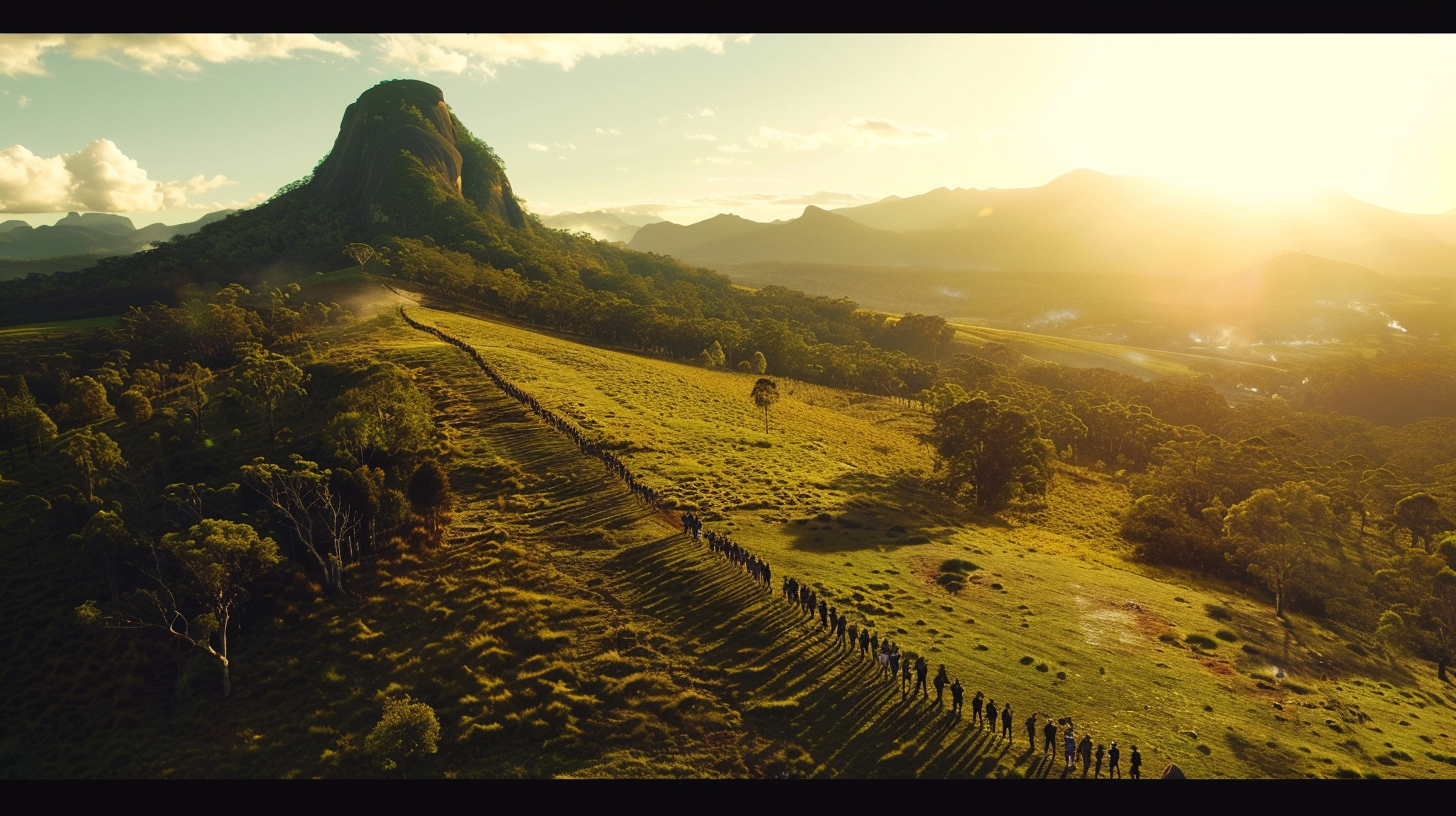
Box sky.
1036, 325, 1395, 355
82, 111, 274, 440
4, 34, 1456, 228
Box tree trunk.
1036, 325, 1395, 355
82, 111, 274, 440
1439, 658, 1448, 682
219, 621, 231, 697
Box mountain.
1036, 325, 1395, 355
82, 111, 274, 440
538, 211, 663, 243
0, 209, 237, 262
631, 206, 923, 267
630, 169, 1456, 280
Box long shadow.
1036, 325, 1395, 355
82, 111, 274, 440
779, 470, 990, 554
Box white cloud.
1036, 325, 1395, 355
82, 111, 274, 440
685, 133, 717, 141
688, 107, 717, 118
0, 139, 237, 213
749, 126, 823, 151
692, 156, 750, 165
18, 94, 31, 108
747, 118, 950, 153
718, 144, 747, 153
559, 142, 577, 150
596, 127, 620, 134
839, 117, 949, 152
0, 34, 355, 77
527, 143, 550, 152
377, 34, 738, 78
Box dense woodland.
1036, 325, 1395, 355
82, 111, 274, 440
2, 79, 1455, 776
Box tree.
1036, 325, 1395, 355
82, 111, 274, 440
235, 343, 308, 439
750, 377, 779, 433
1222, 480, 1333, 618
1394, 493, 1453, 553
173, 361, 212, 432
751, 351, 768, 375
931, 396, 1052, 512
54, 375, 114, 426
116, 388, 152, 424
78, 519, 280, 696
241, 455, 354, 592
60, 428, 125, 502
344, 242, 376, 268
1375, 547, 1456, 681
407, 459, 452, 537
364, 695, 439, 773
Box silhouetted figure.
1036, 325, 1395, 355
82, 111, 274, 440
933, 664, 948, 708
949, 679, 964, 714
985, 700, 998, 735
1079, 734, 1094, 776
1094, 744, 1105, 779
1064, 727, 1076, 768
859, 628, 870, 658
1025, 714, 1038, 751
1129, 746, 1142, 780
1043, 720, 1057, 753
971, 691, 984, 725
1002, 703, 1013, 739
901, 655, 913, 695
914, 657, 928, 697
1108, 742, 1121, 778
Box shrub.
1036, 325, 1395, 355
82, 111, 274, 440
365, 695, 440, 772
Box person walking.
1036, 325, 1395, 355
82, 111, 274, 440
1001, 702, 1013, 739
1079, 734, 1094, 777
933, 664, 949, 708
985, 700, 998, 736
901, 654, 913, 696
914, 657, 929, 698
1043, 718, 1057, 753
1025, 713, 1039, 751
1108, 742, 1121, 778
1094, 744, 1105, 779
971, 691, 984, 726
950, 679, 964, 715
1064, 726, 1077, 769
1129, 746, 1142, 780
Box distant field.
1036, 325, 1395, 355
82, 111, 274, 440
406, 301, 1456, 779
0, 314, 119, 337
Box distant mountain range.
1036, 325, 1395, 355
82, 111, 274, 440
538, 211, 664, 244
629, 169, 1456, 280
0, 210, 237, 262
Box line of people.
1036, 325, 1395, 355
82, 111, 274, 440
406, 309, 1149, 779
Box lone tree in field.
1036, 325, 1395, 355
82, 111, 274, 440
365, 694, 439, 773
1223, 480, 1333, 618
751, 377, 780, 433
408, 459, 453, 537
344, 242, 376, 268
77, 519, 280, 697
931, 395, 1051, 512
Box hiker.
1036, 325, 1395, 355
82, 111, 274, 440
1064, 726, 1076, 768
902, 654, 913, 695
1108, 742, 1121, 778
985, 699, 998, 735
971, 691, 985, 725
859, 628, 870, 658
888, 648, 901, 682
1094, 744, 1105, 779
1043, 719, 1057, 753
915, 657, 929, 697
950, 679, 964, 714
1025, 713, 1039, 751
933, 665, 949, 708
877, 648, 892, 679
1079, 734, 1094, 776
1001, 702, 1013, 739
1129, 746, 1142, 780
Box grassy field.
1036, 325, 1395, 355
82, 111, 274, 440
399, 295, 1456, 779
4, 279, 1454, 778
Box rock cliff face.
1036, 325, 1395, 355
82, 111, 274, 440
311, 79, 526, 229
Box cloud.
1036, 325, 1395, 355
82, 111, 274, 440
596, 127, 620, 134
0, 139, 237, 213
748, 118, 950, 153
718, 144, 747, 153
0, 34, 355, 77
692, 156, 750, 166
685, 133, 717, 141
527, 143, 550, 152
749, 126, 823, 151
689, 107, 717, 118
839, 117, 949, 152
18, 95, 31, 108
377, 34, 739, 78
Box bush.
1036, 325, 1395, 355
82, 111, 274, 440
365, 695, 440, 772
